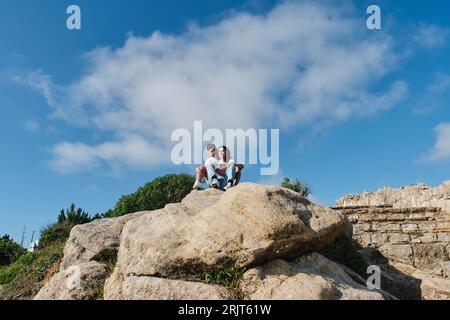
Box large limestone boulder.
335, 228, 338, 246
37, 183, 351, 300
105, 183, 344, 299
34, 262, 109, 300
239, 253, 386, 300
107, 276, 232, 300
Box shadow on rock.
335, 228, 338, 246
319, 234, 422, 300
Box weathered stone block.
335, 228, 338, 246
408, 214, 428, 221
435, 222, 450, 232
413, 244, 448, 271
369, 214, 389, 221
417, 222, 437, 231
371, 223, 401, 232
379, 244, 413, 264
411, 233, 436, 244
370, 233, 389, 245
389, 214, 407, 221
388, 233, 410, 244
353, 223, 371, 233
402, 224, 418, 232
358, 215, 376, 222
437, 233, 450, 242
355, 234, 371, 247
441, 261, 450, 278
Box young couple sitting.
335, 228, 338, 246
192, 144, 244, 191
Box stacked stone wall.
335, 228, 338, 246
334, 205, 450, 277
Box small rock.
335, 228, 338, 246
34, 261, 109, 300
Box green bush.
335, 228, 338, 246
57, 203, 91, 225
0, 242, 64, 299
0, 252, 37, 285
38, 222, 72, 250
0, 235, 25, 267
40, 204, 92, 250
104, 173, 195, 217
281, 177, 310, 198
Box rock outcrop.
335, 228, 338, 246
239, 253, 386, 300
35, 183, 382, 301
105, 183, 344, 299
31, 180, 450, 300
336, 181, 450, 212
334, 182, 450, 300
335, 206, 450, 276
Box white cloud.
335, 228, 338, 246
49, 135, 169, 174
414, 72, 450, 114
14, 70, 55, 108
49, 142, 98, 173
24, 120, 40, 132
412, 24, 450, 49
19, 1, 407, 173
421, 123, 450, 162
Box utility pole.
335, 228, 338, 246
30, 230, 35, 244
20, 226, 26, 248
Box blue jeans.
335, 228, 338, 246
206, 163, 236, 189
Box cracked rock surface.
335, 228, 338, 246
35, 183, 382, 300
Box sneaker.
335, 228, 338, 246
210, 179, 219, 189
224, 182, 233, 191
192, 182, 201, 190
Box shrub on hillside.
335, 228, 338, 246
0, 252, 36, 285
57, 203, 91, 225
38, 223, 72, 250
0, 242, 64, 299
104, 174, 195, 217
0, 235, 25, 267
39, 204, 92, 250
281, 177, 310, 198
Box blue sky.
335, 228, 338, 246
1, 0, 449, 244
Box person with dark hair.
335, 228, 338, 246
192, 144, 244, 190
216, 145, 236, 190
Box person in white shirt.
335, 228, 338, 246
215, 145, 236, 190
192, 144, 241, 190
203, 143, 220, 189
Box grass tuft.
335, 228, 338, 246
201, 259, 246, 299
